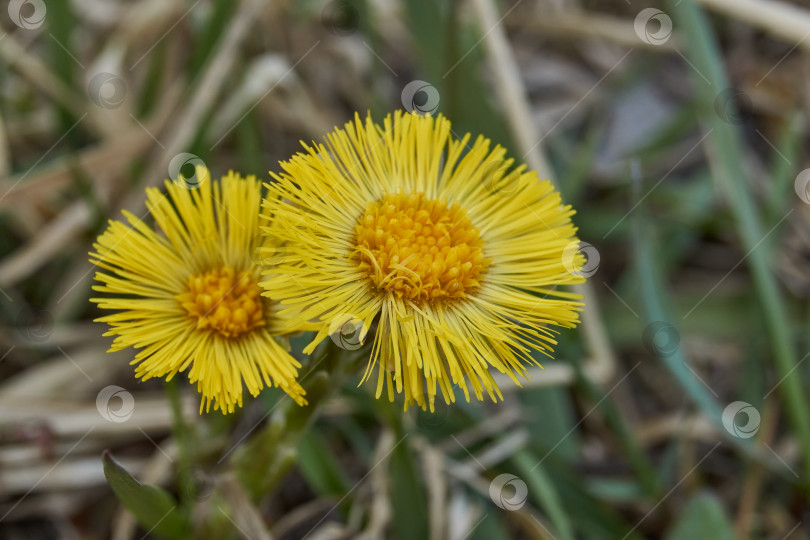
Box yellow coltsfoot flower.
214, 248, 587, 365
91, 170, 306, 413
260, 111, 587, 411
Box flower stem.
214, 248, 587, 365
230, 339, 359, 501
166, 377, 195, 505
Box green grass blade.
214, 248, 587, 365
667, 0, 810, 478
513, 450, 575, 540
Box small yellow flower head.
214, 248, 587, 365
260, 111, 586, 411
90, 170, 306, 414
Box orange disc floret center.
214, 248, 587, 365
178, 267, 265, 338
354, 192, 489, 302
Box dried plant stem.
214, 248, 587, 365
0, 201, 91, 288
512, 11, 680, 51
120, 0, 271, 212
0, 35, 92, 130
696, 0, 810, 50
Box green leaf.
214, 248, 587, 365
666, 492, 735, 540
513, 451, 574, 540
519, 387, 580, 461
390, 436, 428, 540
298, 430, 351, 496
102, 451, 190, 540
190, 0, 238, 77
402, 0, 448, 82
402, 0, 514, 148
468, 510, 510, 540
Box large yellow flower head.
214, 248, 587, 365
260, 111, 585, 411
91, 170, 306, 413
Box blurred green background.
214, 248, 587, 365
1, 0, 809, 538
